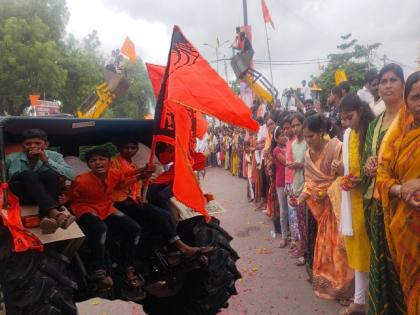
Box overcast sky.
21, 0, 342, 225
66, 0, 420, 92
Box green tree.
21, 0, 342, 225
0, 15, 67, 115
59, 33, 104, 115
312, 34, 381, 106
103, 58, 154, 120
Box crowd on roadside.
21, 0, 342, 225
200, 64, 420, 315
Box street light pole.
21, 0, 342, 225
216, 46, 219, 74
203, 39, 230, 77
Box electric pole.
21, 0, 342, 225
243, 0, 248, 26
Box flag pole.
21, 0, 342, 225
264, 22, 274, 90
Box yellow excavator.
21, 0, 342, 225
231, 51, 278, 104
77, 70, 130, 119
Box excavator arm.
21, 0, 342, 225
231, 51, 278, 104
76, 70, 130, 119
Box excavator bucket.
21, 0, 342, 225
231, 51, 254, 78
230, 51, 278, 105
104, 69, 130, 98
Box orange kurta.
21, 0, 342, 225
303, 138, 354, 299
376, 106, 420, 315
68, 168, 138, 220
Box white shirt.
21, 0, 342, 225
369, 99, 386, 117
257, 124, 268, 142
357, 86, 373, 104
302, 85, 312, 101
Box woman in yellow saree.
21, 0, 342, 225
376, 71, 420, 315
298, 114, 354, 300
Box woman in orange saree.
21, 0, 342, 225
298, 114, 354, 300
376, 71, 420, 315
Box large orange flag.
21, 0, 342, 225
146, 62, 208, 140
166, 26, 258, 132
151, 26, 258, 218
121, 36, 137, 63
261, 0, 275, 29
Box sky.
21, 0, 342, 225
66, 0, 420, 93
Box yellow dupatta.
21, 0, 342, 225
376, 105, 420, 315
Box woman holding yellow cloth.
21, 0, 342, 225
335, 94, 375, 315
376, 71, 420, 315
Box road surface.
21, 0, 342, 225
78, 167, 342, 315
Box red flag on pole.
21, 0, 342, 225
121, 36, 137, 63
146, 62, 208, 139
145, 63, 165, 99
261, 0, 275, 29
166, 27, 258, 131
150, 26, 258, 218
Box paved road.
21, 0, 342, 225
78, 167, 342, 315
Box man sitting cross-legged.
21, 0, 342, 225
62, 148, 145, 300
6, 129, 75, 234
112, 139, 213, 259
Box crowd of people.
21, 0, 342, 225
203, 64, 419, 315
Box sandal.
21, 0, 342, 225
55, 212, 76, 229
339, 303, 366, 315
94, 269, 113, 291
40, 217, 58, 234
124, 266, 146, 301
295, 257, 306, 266
279, 239, 288, 248
339, 298, 354, 306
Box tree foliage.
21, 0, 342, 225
0, 0, 153, 118
311, 34, 381, 106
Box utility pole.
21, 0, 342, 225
264, 23, 274, 89
243, 0, 248, 26
224, 54, 229, 82
416, 42, 420, 71
203, 39, 230, 75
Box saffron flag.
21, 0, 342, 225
121, 36, 137, 63
145, 63, 165, 99
166, 26, 258, 131
29, 94, 40, 106
0, 190, 43, 252
261, 0, 275, 29
151, 26, 258, 218
146, 62, 208, 139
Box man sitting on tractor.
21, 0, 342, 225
61, 147, 148, 300
112, 139, 213, 259
6, 129, 76, 234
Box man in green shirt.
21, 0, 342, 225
6, 129, 75, 234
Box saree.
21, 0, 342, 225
250, 135, 262, 203
376, 106, 420, 315
264, 149, 280, 218
303, 138, 354, 299
232, 133, 239, 176
361, 113, 407, 315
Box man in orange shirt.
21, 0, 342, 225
64, 148, 146, 300
112, 140, 213, 258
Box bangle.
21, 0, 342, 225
395, 185, 402, 199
